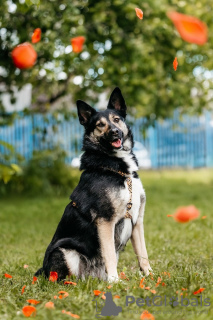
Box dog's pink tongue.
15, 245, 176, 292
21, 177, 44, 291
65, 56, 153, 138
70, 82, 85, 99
112, 139, 121, 148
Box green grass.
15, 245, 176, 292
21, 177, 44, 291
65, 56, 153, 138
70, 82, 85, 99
0, 169, 213, 320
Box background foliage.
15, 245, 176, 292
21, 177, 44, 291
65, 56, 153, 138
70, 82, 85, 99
0, 148, 80, 196
0, 0, 213, 118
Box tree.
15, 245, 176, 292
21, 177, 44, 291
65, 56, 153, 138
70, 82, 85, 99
0, 0, 212, 119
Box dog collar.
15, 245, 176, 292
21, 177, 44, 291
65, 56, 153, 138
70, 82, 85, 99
99, 167, 133, 220
71, 167, 133, 220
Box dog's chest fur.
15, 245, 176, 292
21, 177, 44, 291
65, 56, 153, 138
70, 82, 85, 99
109, 151, 145, 249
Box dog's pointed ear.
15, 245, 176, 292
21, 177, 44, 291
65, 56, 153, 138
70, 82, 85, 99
107, 87, 127, 118
77, 100, 96, 126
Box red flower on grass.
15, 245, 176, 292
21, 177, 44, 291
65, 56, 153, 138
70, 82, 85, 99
49, 271, 58, 282
4, 273, 12, 278
58, 291, 69, 299
139, 277, 145, 288
64, 281, 77, 286
27, 299, 40, 305
32, 276, 37, 284
21, 285, 26, 295
193, 288, 205, 295
62, 310, 80, 318
167, 11, 208, 45
22, 306, 36, 317
141, 310, 155, 320
45, 301, 54, 308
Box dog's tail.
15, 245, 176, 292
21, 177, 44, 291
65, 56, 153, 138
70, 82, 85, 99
34, 267, 44, 277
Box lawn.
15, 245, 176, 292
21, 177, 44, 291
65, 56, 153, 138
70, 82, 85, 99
0, 169, 212, 320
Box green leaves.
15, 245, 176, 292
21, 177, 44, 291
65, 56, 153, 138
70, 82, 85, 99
0, 0, 212, 118
0, 163, 22, 184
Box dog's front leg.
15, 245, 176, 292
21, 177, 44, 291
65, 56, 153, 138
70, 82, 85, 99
97, 219, 118, 282
131, 201, 152, 276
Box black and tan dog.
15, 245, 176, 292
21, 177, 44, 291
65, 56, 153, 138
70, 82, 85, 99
35, 87, 151, 282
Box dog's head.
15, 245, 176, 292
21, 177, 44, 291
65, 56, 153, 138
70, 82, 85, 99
77, 87, 132, 153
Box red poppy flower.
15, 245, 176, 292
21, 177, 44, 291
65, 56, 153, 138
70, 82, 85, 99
32, 276, 37, 284
141, 310, 155, 320
27, 299, 40, 305
193, 288, 205, 295
173, 205, 200, 223
49, 271, 58, 282
22, 306, 36, 317
173, 57, 178, 71
21, 285, 26, 295
4, 273, 12, 278
31, 28, 41, 44
11, 43, 37, 69
114, 295, 120, 299
135, 8, 143, 20
167, 11, 208, 45
71, 36, 85, 53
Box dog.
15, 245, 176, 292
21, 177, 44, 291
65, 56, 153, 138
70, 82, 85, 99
35, 87, 151, 282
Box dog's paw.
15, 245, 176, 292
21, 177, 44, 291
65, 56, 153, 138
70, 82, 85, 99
107, 275, 119, 283
140, 265, 152, 277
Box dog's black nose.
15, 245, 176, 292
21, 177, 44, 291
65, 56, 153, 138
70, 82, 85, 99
112, 128, 119, 135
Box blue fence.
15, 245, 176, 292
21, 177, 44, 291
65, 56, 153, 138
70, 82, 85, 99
0, 111, 213, 168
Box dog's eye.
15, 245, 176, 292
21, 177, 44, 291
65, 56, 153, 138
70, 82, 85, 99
97, 122, 105, 127
114, 118, 120, 123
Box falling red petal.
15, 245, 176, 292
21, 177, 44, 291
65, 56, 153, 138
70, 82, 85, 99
135, 8, 143, 20
167, 11, 208, 45
71, 36, 85, 53
31, 28, 41, 44
11, 43, 37, 69
173, 205, 200, 223
173, 57, 178, 71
